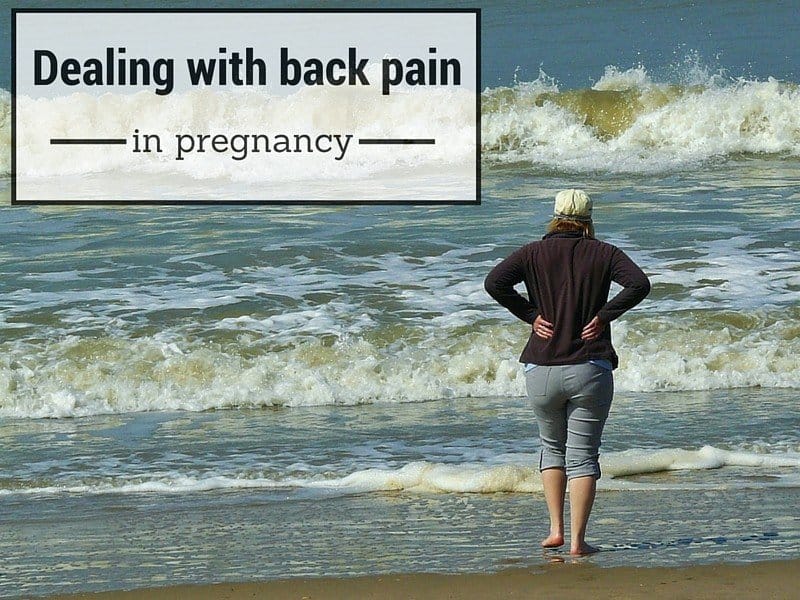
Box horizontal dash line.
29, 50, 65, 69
358, 138, 435, 145
50, 138, 127, 145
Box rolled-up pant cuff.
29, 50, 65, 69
540, 450, 601, 480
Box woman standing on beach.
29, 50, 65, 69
484, 189, 650, 555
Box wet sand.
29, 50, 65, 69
47, 559, 800, 600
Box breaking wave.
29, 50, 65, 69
2, 445, 798, 497
1, 308, 798, 419
482, 66, 800, 173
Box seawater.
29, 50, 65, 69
1, 0, 799, 597
1, 391, 799, 597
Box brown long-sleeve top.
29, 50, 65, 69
484, 231, 651, 369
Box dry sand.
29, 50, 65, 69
46, 559, 800, 600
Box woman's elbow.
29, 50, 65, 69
637, 277, 652, 298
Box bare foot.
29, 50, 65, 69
541, 533, 564, 548
570, 542, 600, 556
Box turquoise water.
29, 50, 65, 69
1, 1, 799, 597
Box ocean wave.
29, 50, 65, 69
482, 66, 800, 172
2, 445, 798, 497
2, 63, 799, 179
0, 308, 797, 419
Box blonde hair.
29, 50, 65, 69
547, 218, 595, 239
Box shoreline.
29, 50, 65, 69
45, 559, 800, 600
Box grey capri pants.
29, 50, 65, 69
525, 362, 613, 480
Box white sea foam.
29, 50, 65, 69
592, 65, 655, 91
2, 445, 797, 497
482, 68, 800, 172
0, 225, 796, 419
0, 307, 797, 419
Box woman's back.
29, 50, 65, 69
484, 230, 649, 368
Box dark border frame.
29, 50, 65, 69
11, 7, 481, 206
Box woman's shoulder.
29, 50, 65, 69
507, 239, 542, 255
584, 237, 620, 252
